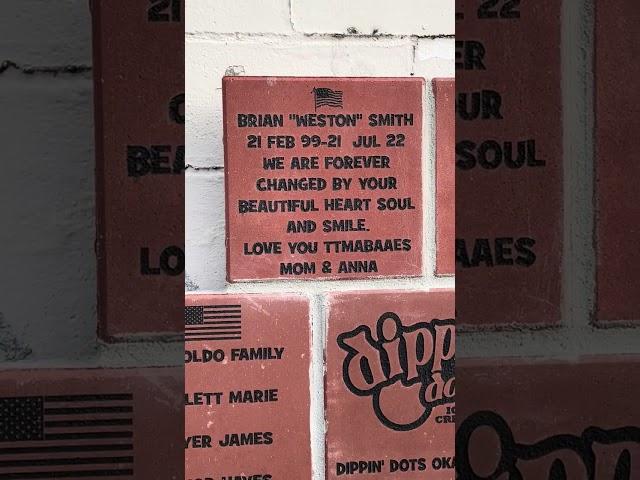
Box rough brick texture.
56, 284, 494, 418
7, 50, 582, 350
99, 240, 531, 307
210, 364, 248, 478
185, 3, 455, 480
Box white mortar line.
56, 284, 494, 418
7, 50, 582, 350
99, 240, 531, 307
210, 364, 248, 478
214, 276, 454, 294
422, 70, 444, 284
185, 32, 454, 42
309, 294, 326, 480
185, 32, 419, 45
562, 0, 595, 333
288, 0, 296, 32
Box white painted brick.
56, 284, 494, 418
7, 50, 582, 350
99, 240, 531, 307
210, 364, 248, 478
414, 38, 456, 79
185, 170, 227, 291
187, 0, 292, 34
0, 75, 96, 360
292, 0, 454, 36
186, 38, 414, 166
0, 0, 91, 66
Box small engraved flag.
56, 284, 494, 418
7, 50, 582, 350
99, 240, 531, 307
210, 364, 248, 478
312, 87, 343, 110
184, 305, 242, 341
0, 394, 134, 478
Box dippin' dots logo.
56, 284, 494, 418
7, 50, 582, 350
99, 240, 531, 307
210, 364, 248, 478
337, 313, 455, 431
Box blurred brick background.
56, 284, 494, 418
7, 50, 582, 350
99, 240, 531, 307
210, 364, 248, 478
456, 0, 640, 355
456, 0, 640, 476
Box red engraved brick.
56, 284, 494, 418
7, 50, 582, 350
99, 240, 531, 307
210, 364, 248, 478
325, 290, 455, 479
595, 1, 640, 324
457, 357, 640, 478
185, 294, 311, 479
92, 0, 184, 338
223, 77, 424, 281
433, 78, 455, 276
0, 367, 182, 478
456, 1, 563, 326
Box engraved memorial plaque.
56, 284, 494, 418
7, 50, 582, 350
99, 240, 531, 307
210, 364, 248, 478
92, 0, 184, 338
185, 294, 312, 479
456, 1, 563, 326
325, 290, 455, 479
433, 78, 455, 276
0, 367, 182, 479
223, 77, 424, 281
595, 0, 640, 324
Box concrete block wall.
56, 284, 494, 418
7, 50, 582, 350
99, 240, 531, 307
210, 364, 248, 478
1, 0, 179, 369
185, 2, 455, 479
1, 1, 96, 366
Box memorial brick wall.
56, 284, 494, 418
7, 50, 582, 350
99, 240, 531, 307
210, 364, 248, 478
186, 0, 639, 478
2, 2, 185, 479
2, 1, 639, 479
186, 2, 455, 478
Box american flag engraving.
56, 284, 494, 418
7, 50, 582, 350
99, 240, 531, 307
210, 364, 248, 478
185, 305, 242, 342
0, 394, 134, 478
312, 87, 343, 110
